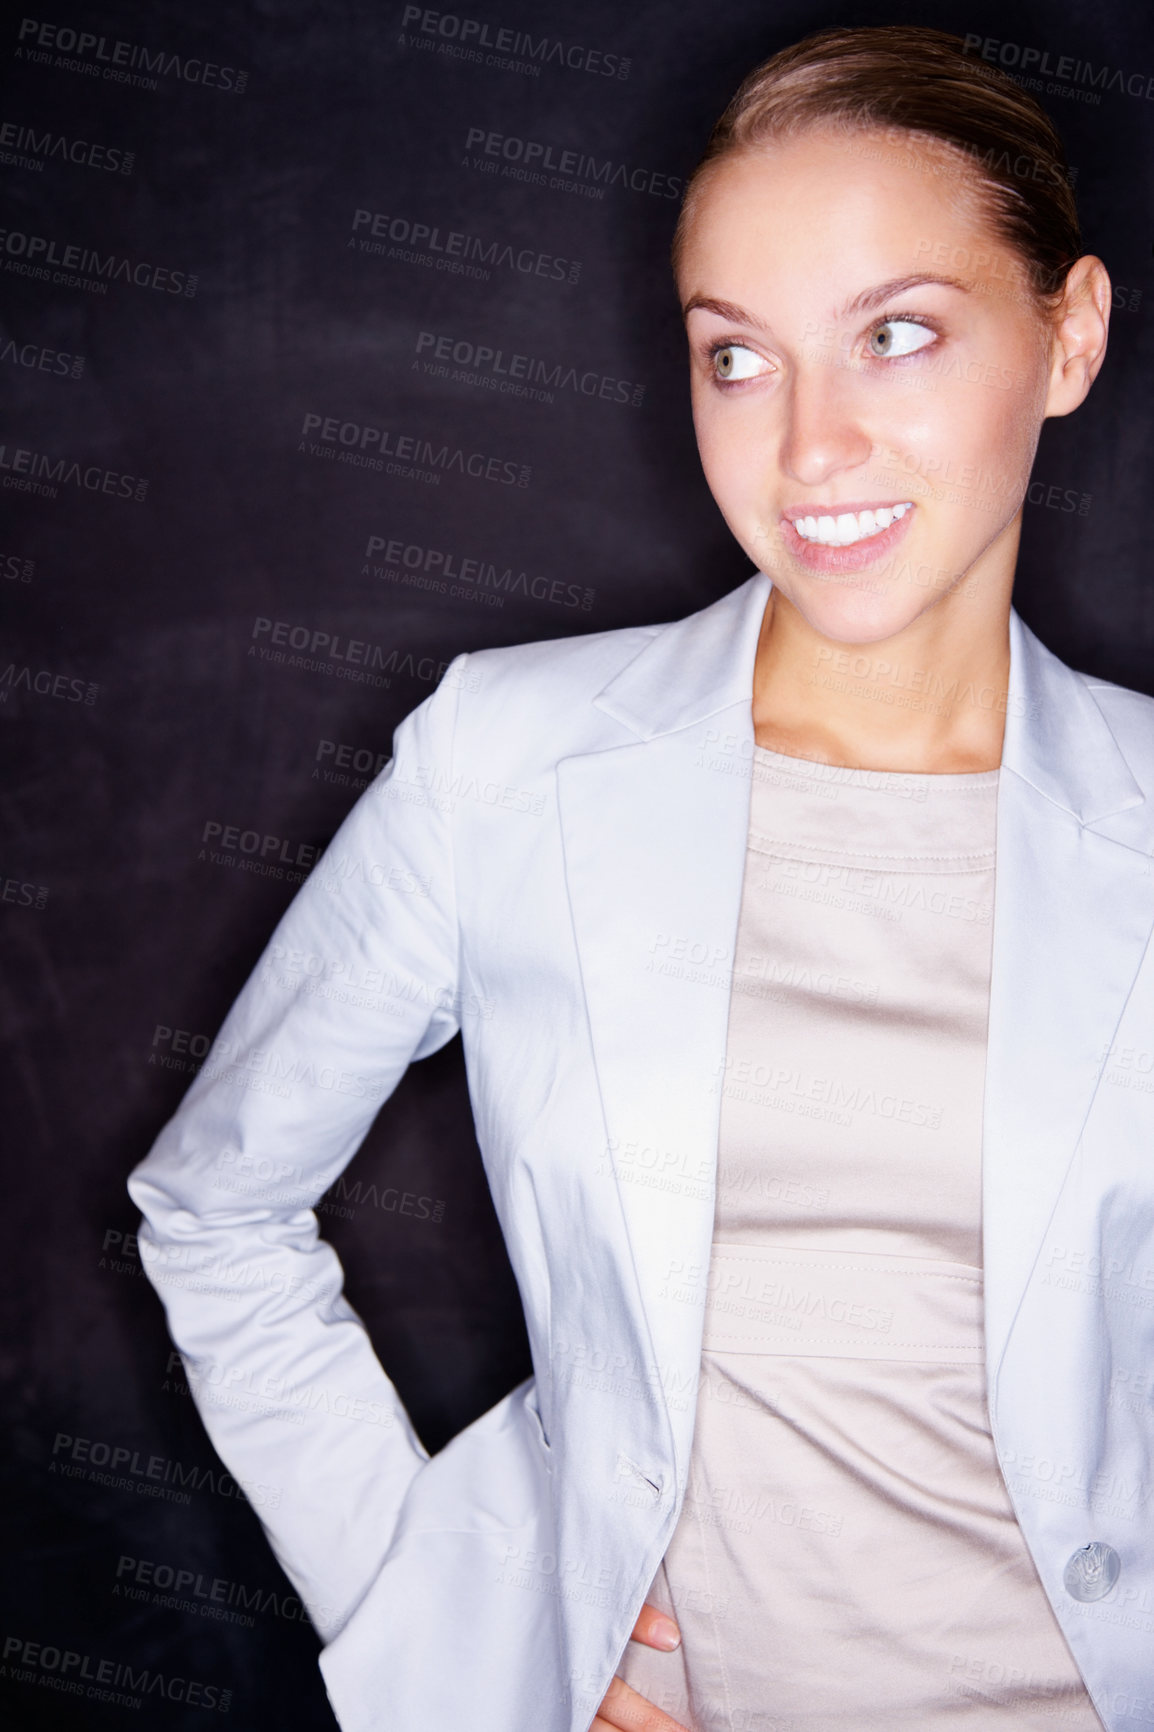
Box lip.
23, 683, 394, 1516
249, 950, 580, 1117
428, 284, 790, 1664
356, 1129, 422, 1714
780, 500, 915, 575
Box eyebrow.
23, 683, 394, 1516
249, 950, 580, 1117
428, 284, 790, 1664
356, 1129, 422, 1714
682, 274, 972, 328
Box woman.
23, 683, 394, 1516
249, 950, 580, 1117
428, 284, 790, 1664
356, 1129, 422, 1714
129, 26, 1147, 1732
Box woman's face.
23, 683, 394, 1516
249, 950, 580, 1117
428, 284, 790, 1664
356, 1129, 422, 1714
677, 127, 1060, 645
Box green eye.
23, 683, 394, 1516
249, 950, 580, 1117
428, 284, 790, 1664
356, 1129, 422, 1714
713, 344, 764, 381
868, 320, 935, 358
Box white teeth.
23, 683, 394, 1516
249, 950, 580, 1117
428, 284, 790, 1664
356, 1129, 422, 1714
792, 504, 912, 546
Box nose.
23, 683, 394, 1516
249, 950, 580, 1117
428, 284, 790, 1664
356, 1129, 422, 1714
778, 357, 873, 488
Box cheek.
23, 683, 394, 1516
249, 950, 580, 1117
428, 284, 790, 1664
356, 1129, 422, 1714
692, 396, 763, 511
956, 379, 1046, 498
879, 374, 1040, 482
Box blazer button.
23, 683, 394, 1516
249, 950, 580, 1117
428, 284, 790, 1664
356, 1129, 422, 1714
1063, 1542, 1121, 1602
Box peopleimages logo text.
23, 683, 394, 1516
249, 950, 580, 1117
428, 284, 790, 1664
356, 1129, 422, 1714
465, 126, 682, 199
299, 412, 530, 487
0, 227, 196, 295
15, 18, 248, 92
0, 121, 134, 174
350, 207, 580, 285
399, 6, 630, 79
0, 438, 148, 502
3, 1634, 232, 1712
963, 33, 1154, 101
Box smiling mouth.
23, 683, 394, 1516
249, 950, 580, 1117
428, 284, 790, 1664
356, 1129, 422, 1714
788, 502, 913, 547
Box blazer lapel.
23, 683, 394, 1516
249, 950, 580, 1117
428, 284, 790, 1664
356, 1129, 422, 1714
983, 612, 1154, 1388
556, 573, 769, 1476
559, 581, 1154, 1468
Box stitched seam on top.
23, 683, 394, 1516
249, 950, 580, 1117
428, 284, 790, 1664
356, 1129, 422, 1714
709, 1260, 981, 1285
746, 837, 997, 868
703, 1335, 981, 1348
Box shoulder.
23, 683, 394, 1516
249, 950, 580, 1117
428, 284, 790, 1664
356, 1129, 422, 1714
466, 617, 664, 702
392, 575, 770, 783
448, 615, 667, 762
1082, 672, 1154, 794
451, 574, 768, 736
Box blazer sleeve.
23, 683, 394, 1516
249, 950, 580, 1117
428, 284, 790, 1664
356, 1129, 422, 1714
127, 652, 473, 1642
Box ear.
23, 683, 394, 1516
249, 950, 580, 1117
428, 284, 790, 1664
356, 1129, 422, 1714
1043, 256, 1111, 420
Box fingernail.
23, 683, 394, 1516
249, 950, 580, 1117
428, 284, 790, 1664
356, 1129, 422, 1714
652, 1615, 681, 1650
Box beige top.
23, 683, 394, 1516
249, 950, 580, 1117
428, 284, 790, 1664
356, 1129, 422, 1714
617, 746, 1102, 1730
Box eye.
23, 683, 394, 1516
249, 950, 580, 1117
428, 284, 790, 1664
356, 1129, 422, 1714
867, 319, 935, 359
711, 343, 767, 381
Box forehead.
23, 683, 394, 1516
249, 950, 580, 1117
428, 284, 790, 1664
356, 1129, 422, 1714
678, 127, 1014, 305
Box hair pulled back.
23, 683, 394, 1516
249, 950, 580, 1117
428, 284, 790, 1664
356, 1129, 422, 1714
673, 26, 1082, 304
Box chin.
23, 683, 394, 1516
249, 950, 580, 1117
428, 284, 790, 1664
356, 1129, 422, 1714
778, 576, 928, 648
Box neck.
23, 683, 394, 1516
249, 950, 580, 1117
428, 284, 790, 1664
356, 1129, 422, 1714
752, 554, 1014, 775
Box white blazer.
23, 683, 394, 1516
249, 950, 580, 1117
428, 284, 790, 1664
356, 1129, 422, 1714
129, 572, 1154, 1732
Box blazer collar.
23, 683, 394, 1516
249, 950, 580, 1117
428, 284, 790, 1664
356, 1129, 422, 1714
1003, 609, 1143, 828
594, 570, 1145, 831
593, 572, 770, 739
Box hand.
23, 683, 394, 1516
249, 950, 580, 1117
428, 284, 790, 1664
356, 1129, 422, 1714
591, 1602, 689, 1731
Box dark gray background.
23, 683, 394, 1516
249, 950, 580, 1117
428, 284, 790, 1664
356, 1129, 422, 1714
1, 2, 1151, 1726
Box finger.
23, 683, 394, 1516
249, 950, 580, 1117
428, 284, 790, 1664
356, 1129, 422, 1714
628, 1600, 682, 1651
590, 1672, 692, 1732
